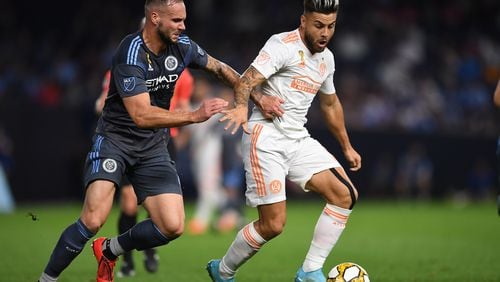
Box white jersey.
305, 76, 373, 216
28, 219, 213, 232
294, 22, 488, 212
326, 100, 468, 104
250, 29, 336, 139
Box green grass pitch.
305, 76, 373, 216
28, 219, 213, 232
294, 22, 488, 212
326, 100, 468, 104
1, 200, 499, 281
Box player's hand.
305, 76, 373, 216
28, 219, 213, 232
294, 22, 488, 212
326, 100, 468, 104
343, 147, 362, 171
257, 95, 285, 119
193, 98, 228, 123
220, 104, 249, 135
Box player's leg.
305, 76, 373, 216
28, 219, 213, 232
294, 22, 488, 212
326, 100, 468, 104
295, 168, 356, 279
217, 166, 245, 233
39, 135, 123, 282
207, 123, 287, 281
117, 184, 137, 277
216, 201, 286, 277
100, 193, 183, 262
289, 138, 358, 281
39, 180, 116, 282
189, 134, 224, 235
217, 132, 245, 233
93, 146, 183, 270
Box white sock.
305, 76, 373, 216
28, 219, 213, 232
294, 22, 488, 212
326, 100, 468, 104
219, 222, 267, 279
39, 272, 58, 282
302, 204, 351, 272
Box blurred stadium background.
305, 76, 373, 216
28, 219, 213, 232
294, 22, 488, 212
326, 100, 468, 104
1, 0, 500, 281
0, 0, 499, 203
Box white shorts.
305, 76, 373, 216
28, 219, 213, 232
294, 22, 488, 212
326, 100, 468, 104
242, 122, 341, 207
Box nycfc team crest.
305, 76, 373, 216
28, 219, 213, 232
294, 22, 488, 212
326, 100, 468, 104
102, 159, 117, 173
123, 77, 136, 92
164, 56, 178, 71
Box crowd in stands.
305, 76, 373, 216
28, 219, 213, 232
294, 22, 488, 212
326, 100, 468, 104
1, 0, 499, 137
0, 0, 499, 201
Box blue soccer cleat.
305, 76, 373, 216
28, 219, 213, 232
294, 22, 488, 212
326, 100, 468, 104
206, 259, 235, 282
295, 267, 326, 282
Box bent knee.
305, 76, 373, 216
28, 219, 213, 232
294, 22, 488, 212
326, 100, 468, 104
80, 216, 106, 233
336, 186, 358, 209
158, 222, 184, 239
258, 219, 285, 239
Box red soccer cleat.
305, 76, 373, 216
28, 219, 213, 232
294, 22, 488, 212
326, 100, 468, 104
92, 237, 117, 282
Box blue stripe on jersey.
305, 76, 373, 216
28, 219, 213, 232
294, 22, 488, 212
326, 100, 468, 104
91, 135, 104, 174
127, 36, 142, 65
178, 35, 190, 45
132, 42, 143, 65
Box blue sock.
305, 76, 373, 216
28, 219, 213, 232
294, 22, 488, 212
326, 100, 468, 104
118, 212, 137, 263
43, 219, 95, 277
117, 219, 171, 251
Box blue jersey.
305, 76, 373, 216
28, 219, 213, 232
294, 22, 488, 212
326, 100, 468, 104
96, 31, 208, 153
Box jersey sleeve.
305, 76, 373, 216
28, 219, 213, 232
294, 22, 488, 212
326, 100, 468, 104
319, 53, 336, 95
182, 37, 208, 69
320, 71, 336, 95
250, 35, 290, 79
112, 64, 149, 98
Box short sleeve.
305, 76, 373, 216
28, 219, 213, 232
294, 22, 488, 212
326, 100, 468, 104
251, 35, 290, 79
319, 52, 336, 95
320, 71, 336, 95
185, 39, 208, 69
113, 64, 149, 98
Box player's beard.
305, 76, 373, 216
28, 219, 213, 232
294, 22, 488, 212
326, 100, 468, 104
304, 32, 326, 54
157, 25, 176, 45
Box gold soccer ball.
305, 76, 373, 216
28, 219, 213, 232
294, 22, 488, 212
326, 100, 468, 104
327, 262, 370, 282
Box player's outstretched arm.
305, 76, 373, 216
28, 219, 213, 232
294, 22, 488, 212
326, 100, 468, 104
220, 65, 284, 134
246, 66, 285, 119
204, 55, 240, 90
493, 79, 500, 108
123, 92, 228, 128
319, 92, 361, 171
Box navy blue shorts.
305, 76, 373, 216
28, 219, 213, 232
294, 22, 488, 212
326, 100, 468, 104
83, 134, 182, 203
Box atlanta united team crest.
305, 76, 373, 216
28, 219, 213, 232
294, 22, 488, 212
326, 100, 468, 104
102, 159, 117, 173
164, 56, 178, 71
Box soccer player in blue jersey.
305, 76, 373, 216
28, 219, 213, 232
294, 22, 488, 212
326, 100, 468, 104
38, 1, 242, 281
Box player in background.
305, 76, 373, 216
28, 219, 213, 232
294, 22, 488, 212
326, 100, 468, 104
38, 1, 241, 281
217, 87, 246, 233
493, 79, 500, 215
210, 0, 362, 281
185, 79, 245, 235
94, 68, 194, 277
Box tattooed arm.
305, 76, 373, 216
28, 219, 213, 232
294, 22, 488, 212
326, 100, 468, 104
238, 66, 267, 107
204, 55, 240, 90
220, 65, 284, 134
245, 67, 285, 119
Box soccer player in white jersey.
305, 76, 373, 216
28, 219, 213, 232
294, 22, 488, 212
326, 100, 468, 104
209, 0, 361, 281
